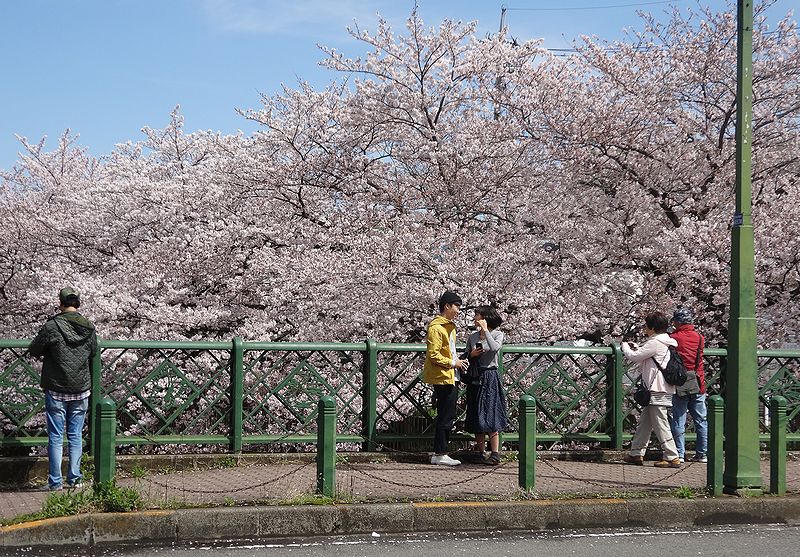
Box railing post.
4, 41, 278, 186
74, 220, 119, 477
230, 336, 244, 454
707, 395, 724, 496
88, 339, 102, 456
317, 396, 336, 497
93, 397, 116, 485
498, 348, 506, 450
518, 395, 536, 491
609, 343, 624, 450
362, 339, 378, 452
769, 396, 787, 495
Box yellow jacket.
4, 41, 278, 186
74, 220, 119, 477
423, 315, 457, 385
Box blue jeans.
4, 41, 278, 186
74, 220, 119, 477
670, 393, 708, 459
45, 392, 89, 489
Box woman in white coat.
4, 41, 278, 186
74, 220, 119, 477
622, 311, 682, 468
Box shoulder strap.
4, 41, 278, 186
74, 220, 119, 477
651, 338, 670, 370
693, 332, 704, 369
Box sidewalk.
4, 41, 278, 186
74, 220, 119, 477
2, 453, 798, 521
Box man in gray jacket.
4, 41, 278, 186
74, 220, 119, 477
29, 287, 98, 491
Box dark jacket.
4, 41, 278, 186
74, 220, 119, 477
29, 312, 97, 394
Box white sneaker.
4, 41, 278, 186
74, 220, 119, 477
430, 454, 461, 466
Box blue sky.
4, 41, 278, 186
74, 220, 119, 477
0, 0, 796, 171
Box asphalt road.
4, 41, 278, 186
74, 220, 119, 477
8, 523, 800, 557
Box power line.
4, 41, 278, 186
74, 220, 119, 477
507, 1, 682, 12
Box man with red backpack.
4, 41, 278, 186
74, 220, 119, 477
669, 307, 707, 463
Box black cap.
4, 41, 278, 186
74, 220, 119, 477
439, 290, 462, 307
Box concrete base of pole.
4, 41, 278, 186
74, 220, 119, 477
724, 487, 763, 497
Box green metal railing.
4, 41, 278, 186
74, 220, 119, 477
1, 338, 799, 452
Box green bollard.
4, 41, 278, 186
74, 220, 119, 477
316, 396, 336, 497
707, 395, 724, 496
93, 397, 116, 486
770, 396, 787, 495
518, 395, 536, 491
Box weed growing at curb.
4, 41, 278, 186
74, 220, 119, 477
1, 481, 143, 526
92, 481, 143, 512
80, 453, 95, 480
131, 464, 148, 480
674, 486, 695, 499
214, 456, 238, 469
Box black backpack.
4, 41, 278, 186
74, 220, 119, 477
652, 345, 688, 386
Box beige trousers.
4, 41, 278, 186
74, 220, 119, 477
628, 404, 679, 461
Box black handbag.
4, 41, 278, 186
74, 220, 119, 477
633, 382, 651, 407
461, 356, 484, 386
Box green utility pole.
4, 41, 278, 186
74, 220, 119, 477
725, 0, 762, 495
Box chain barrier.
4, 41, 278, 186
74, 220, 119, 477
540, 457, 697, 490
123, 414, 321, 496
342, 460, 510, 489
137, 460, 314, 495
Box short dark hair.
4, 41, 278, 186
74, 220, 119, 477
61, 295, 80, 308
645, 311, 669, 333
438, 291, 462, 312
474, 305, 502, 330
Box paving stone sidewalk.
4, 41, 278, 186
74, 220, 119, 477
2, 456, 798, 522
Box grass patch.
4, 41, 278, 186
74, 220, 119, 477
674, 486, 695, 499
501, 452, 519, 463
80, 453, 95, 480
131, 464, 148, 480
1, 481, 143, 526
214, 456, 238, 469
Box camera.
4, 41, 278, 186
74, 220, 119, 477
474, 342, 483, 351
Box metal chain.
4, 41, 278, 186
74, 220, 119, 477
123, 414, 322, 496
137, 460, 314, 495
342, 460, 509, 489
542, 458, 697, 489
540, 459, 638, 490
649, 460, 698, 484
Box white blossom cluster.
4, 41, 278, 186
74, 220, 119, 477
1, 3, 798, 348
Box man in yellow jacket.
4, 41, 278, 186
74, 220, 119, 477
424, 291, 469, 465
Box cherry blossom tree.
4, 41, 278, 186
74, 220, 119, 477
0, 1, 797, 349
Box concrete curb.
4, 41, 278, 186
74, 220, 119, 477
3, 496, 800, 549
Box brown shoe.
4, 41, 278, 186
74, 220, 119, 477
654, 458, 681, 468
623, 455, 644, 465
